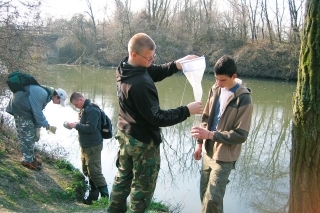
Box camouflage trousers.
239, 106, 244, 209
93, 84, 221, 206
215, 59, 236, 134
200, 153, 235, 213
107, 130, 160, 213
14, 115, 36, 162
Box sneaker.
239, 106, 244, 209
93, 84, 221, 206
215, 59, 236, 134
33, 157, 42, 167
21, 161, 41, 171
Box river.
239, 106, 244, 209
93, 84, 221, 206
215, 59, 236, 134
35, 65, 294, 213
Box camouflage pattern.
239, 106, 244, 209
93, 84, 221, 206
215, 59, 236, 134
14, 115, 36, 162
200, 153, 235, 213
107, 130, 160, 213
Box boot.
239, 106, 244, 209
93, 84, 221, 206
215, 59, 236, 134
83, 179, 99, 205
98, 185, 109, 199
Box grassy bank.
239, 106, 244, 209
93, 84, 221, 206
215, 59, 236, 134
0, 125, 170, 213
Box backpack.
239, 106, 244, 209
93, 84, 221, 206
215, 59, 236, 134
91, 103, 113, 139
6, 71, 40, 93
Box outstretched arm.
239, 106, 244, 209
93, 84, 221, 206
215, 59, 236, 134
175, 55, 199, 70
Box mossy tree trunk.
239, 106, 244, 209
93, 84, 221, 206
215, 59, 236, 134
290, 0, 320, 212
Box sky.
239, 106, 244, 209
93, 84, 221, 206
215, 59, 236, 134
41, 0, 142, 20
39, 0, 298, 32
40, 0, 229, 21
41, 0, 299, 22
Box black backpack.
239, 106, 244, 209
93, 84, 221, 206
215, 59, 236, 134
6, 71, 40, 93
91, 103, 113, 139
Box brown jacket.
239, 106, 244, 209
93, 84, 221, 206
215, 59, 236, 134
200, 82, 253, 162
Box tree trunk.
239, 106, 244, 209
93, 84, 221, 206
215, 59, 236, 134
290, 0, 320, 212
288, 0, 300, 43
263, 0, 274, 46
249, 0, 258, 42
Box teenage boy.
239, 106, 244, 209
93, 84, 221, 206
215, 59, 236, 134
191, 55, 253, 213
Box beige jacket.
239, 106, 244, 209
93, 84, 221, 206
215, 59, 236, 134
200, 81, 253, 162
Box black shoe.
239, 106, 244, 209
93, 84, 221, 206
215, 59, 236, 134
83, 188, 99, 205
98, 185, 109, 198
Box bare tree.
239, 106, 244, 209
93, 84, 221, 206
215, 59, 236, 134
287, 0, 305, 43
227, 0, 249, 42
113, 0, 132, 49
262, 0, 274, 45
145, 0, 171, 30
248, 0, 259, 42
259, 0, 265, 39
274, 0, 285, 43
0, 0, 43, 73
84, 0, 97, 42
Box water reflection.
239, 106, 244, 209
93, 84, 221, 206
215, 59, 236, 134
33, 66, 295, 212
231, 104, 291, 213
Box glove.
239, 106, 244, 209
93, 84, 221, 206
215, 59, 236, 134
50, 126, 57, 134
46, 124, 50, 130
34, 128, 40, 142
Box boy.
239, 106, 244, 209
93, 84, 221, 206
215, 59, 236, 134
191, 55, 253, 213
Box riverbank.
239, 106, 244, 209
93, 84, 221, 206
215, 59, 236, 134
203, 41, 299, 81
50, 39, 299, 81
0, 126, 169, 213
0, 126, 105, 212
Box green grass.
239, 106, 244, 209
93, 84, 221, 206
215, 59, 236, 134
148, 199, 169, 212
0, 127, 173, 212
49, 188, 76, 200
54, 159, 87, 201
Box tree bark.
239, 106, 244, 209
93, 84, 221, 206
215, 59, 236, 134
248, 0, 258, 42
288, 0, 301, 43
263, 0, 274, 45
290, 0, 320, 212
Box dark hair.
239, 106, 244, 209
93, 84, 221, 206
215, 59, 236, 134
213, 55, 237, 77
52, 90, 60, 99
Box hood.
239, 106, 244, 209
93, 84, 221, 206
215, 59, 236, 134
235, 78, 252, 96
212, 78, 252, 96
116, 57, 147, 82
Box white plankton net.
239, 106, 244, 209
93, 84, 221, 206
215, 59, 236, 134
181, 56, 206, 126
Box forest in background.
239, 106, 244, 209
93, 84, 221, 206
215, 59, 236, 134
0, 0, 305, 84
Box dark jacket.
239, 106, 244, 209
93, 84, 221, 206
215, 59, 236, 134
116, 56, 191, 145
76, 99, 103, 148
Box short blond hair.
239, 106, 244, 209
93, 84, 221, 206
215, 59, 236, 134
128, 33, 156, 54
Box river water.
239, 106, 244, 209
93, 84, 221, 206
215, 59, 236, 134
33, 65, 294, 213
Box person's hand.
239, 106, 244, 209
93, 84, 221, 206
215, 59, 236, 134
175, 55, 199, 69
187, 101, 203, 115
67, 122, 77, 129
46, 124, 50, 131
191, 126, 212, 140
50, 126, 57, 134
193, 143, 202, 161
35, 128, 40, 142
